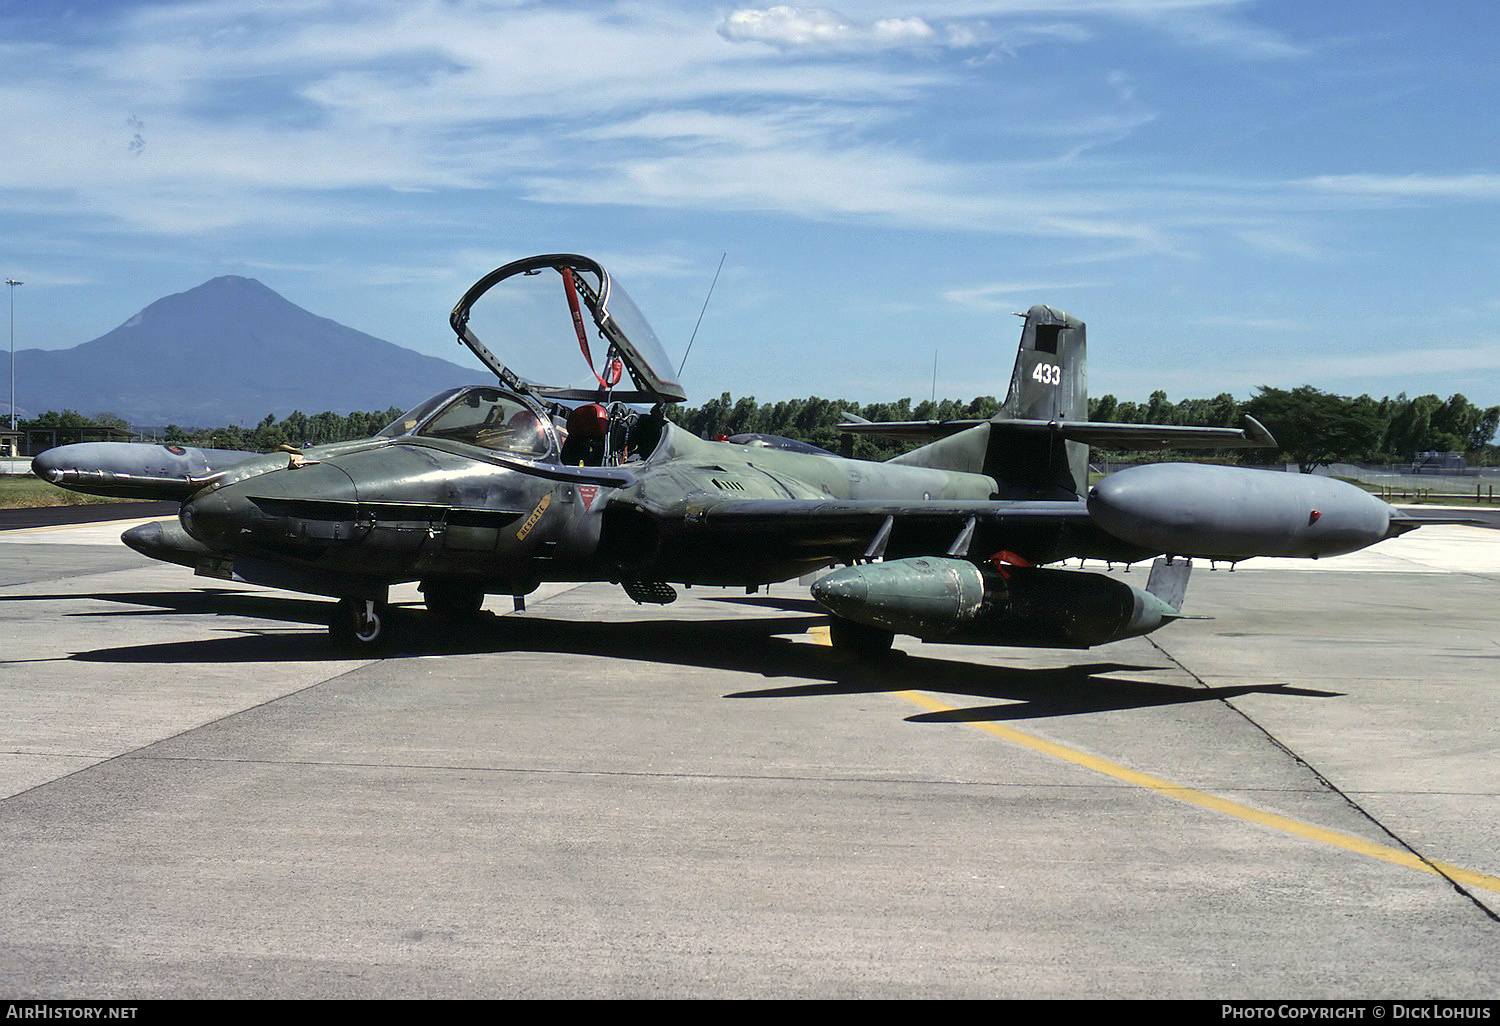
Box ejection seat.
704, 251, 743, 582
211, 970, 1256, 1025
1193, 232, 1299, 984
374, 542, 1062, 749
561, 403, 608, 466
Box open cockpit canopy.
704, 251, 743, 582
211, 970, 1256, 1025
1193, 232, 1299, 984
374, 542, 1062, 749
449, 254, 687, 405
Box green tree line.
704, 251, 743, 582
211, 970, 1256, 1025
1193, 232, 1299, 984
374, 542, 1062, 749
19, 407, 404, 452
670, 386, 1500, 471
161, 408, 408, 451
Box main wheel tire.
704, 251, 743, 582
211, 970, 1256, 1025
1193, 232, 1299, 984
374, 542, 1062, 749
421, 582, 486, 622
828, 617, 895, 657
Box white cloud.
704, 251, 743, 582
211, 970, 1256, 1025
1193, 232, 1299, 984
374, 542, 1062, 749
943, 281, 1095, 310
0, 1, 1353, 254
716, 2, 1304, 59
578, 106, 879, 148
1283, 343, 1500, 381
1233, 229, 1323, 261
1188, 314, 1304, 333
719, 7, 951, 51
1301, 174, 1500, 202
1123, 3, 1306, 60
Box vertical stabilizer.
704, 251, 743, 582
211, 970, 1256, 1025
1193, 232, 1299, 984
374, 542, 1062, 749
1002, 304, 1087, 422
1144, 557, 1191, 612
986, 305, 1089, 499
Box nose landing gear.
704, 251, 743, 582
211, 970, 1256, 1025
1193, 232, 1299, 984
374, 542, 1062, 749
331, 595, 391, 651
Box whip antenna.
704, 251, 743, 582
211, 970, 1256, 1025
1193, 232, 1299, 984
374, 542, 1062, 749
678, 252, 726, 378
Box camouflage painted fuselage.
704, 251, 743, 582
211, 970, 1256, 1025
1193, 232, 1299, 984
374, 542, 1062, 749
163, 418, 1100, 598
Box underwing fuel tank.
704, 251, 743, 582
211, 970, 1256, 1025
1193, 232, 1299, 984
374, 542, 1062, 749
1087, 463, 1398, 560
811, 556, 1182, 648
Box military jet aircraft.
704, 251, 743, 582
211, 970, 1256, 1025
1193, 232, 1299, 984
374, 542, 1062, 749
33, 253, 1437, 652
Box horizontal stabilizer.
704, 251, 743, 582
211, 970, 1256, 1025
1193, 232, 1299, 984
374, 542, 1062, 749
838, 418, 983, 442
840, 415, 1276, 450
1386, 510, 1492, 536
1046, 415, 1276, 450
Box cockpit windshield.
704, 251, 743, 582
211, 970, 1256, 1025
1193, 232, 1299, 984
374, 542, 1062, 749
377, 388, 465, 439
449, 254, 689, 405
381, 386, 555, 459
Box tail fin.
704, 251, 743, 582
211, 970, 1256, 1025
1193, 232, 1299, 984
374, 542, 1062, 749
985, 305, 1089, 499
878, 305, 1089, 495
855, 304, 1271, 496
1000, 305, 1087, 423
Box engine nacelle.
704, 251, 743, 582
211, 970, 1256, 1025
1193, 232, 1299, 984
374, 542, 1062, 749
811, 556, 1182, 649
1087, 463, 1397, 560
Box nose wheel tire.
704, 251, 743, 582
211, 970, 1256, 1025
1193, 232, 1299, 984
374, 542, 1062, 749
331, 596, 391, 651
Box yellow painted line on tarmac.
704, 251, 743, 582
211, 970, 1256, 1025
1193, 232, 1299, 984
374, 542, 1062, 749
808, 628, 1500, 894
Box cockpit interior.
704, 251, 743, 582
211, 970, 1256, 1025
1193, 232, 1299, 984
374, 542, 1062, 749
380, 385, 665, 468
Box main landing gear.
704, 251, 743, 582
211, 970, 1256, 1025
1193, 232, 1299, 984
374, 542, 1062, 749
828, 617, 895, 657
420, 580, 486, 623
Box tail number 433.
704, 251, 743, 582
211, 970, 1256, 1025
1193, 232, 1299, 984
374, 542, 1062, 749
1031, 362, 1062, 386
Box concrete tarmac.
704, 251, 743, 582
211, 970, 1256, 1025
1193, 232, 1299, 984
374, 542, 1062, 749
0, 515, 1496, 999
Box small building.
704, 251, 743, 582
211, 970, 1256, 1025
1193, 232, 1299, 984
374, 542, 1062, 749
1411, 450, 1466, 473
0, 427, 20, 459
22, 424, 136, 457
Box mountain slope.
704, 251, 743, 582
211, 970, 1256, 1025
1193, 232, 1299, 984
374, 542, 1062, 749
13, 276, 481, 425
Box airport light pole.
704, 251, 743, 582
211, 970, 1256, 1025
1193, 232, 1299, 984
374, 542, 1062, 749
5, 279, 21, 431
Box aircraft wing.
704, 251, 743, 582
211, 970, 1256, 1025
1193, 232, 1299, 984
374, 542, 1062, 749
660, 496, 1118, 567
694, 497, 1085, 522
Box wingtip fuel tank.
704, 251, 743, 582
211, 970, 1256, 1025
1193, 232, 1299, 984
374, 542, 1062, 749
32, 442, 262, 501
1087, 463, 1399, 561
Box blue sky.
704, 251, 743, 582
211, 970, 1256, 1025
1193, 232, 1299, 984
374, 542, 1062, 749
4, 0, 1499, 413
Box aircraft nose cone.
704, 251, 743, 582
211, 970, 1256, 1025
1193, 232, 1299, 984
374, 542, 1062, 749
123, 518, 214, 567
121, 520, 164, 557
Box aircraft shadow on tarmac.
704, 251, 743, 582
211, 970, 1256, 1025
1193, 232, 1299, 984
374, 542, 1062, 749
2, 587, 1342, 722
